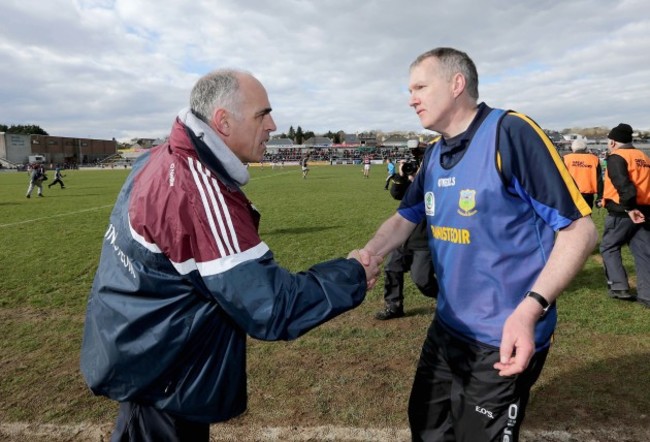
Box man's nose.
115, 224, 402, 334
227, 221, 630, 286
266, 115, 277, 132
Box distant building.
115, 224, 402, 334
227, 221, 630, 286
129, 138, 161, 149
563, 133, 589, 142
381, 134, 409, 148
407, 139, 421, 149
266, 138, 294, 147
338, 132, 360, 146
303, 136, 333, 147
0, 132, 117, 166
357, 132, 377, 148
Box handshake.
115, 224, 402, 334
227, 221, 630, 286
348, 249, 383, 290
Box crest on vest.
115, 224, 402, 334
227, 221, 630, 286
425, 192, 435, 216
458, 189, 478, 216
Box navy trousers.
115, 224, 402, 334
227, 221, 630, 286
111, 402, 210, 442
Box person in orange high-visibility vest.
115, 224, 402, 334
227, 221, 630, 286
598, 123, 650, 307
563, 139, 603, 207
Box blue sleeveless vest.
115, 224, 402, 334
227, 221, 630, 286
423, 108, 556, 349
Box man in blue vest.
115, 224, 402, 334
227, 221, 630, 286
360, 47, 598, 441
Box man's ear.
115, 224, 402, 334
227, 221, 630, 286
451, 72, 466, 99
213, 108, 231, 136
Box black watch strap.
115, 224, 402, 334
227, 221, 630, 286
526, 291, 551, 316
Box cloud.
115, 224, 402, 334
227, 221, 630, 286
1, 0, 648, 141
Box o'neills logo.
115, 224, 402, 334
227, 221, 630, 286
458, 189, 477, 216
169, 163, 176, 187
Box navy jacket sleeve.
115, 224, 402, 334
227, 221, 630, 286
199, 252, 366, 341
125, 145, 368, 342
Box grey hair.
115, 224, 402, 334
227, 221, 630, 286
190, 69, 248, 124
571, 139, 588, 152
410, 47, 479, 100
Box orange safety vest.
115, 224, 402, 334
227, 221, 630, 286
603, 148, 650, 205
563, 152, 599, 194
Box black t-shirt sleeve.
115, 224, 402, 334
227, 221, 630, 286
498, 113, 591, 229
606, 153, 637, 209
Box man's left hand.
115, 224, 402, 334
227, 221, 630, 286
627, 209, 646, 224
493, 298, 540, 376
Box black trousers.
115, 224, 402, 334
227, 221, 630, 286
111, 402, 210, 442
383, 247, 438, 309
408, 320, 549, 442
49, 178, 65, 188
600, 214, 650, 301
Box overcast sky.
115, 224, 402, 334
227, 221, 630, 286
1, 0, 648, 141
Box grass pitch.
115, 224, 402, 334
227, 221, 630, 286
1, 164, 649, 439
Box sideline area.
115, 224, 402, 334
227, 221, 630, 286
1, 422, 646, 441
0, 205, 114, 228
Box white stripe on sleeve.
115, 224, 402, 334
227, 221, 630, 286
188, 157, 228, 257
172, 241, 270, 276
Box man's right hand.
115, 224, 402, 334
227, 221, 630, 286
348, 249, 382, 290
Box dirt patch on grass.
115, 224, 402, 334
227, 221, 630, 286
2, 302, 649, 441
2, 422, 650, 441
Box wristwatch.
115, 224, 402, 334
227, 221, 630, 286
526, 291, 551, 317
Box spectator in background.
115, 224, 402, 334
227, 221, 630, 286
301, 155, 310, 178
25, 163, 46, 198
563, 139, 603, 207
363, 155, 371, 178
599, 123, 650, 306
48, 166, 66, 190
80, 68, 381, 442
375, 158, 438, 320
384, 158, 396, 190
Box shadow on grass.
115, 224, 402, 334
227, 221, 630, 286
569, 258, 641, 297
567, 264, 606, 290
296, 176, 340, 181
264, 225, 341, 235
527, 352, 650, 433
404, 306, 436, 318
45, 193, 104, 198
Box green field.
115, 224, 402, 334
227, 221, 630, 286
1, 165, 649, 440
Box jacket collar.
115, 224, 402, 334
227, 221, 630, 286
174, 108, 250, 187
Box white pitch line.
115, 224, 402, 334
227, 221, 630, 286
249, 170, 296, 180
0, 423, 411, 441
0, 204, 114, 228
0, 171, 285, 230
0, 422, 619, 441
